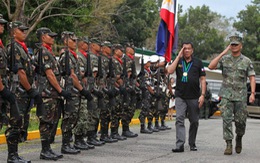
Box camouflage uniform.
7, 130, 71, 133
99, 53, 111, 136
35, 45, 62, 142
59, 47, 81, 152
0, 37, 8, 130
110, 55, 124, 137
138, 68, 152, 131
121, 54, 138, 137
218, 54, 255, 140
5, 40, 34, 144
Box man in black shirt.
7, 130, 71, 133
167, 42, 206, 152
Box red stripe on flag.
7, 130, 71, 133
160, 9, 175, 35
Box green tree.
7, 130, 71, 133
177, 5, 226, 59
111, 0, 159, 46
233, 0, 260, 61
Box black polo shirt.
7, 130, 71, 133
175, 56, 206, 99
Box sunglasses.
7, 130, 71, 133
231, 44, 239, 47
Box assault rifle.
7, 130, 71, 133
121, 56, 129, 106
63, 35, 74, 113
35, 43, 51, 97
7, 26, 20, 118
155, 67, 163, 111
84, 51, 95, 110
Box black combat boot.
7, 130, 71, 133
7, 143, 31, 163
224, 140, 232, 155
111, 127, 127, 141
87, 131, 104, 146
61, 134, 81, 154
148, 122, 159, 132
74, 135, 89, 150
40, 140, 59, 160
122, 125, 138, 138
154, 120, 161, 131
161, 120, 171, 130
235, 135, 242, 154
140, 124, 153, 134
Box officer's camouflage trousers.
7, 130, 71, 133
110, 95, 122, 129
86, 96, 100, 132
61, 96, 80, 138
39, 98, 60, 141
121, 95, 136, 127
218, 98, 248, 140
139, 98, 151, 125
73, 98, 88, 136
5, 97, 30, 145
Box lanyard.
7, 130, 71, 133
181, 60, 193, 82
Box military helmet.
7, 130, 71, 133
0, 14, 7, 24
89, 37, 101, 45
150, 55, 159, 63
61, 31, 78, 41
36, 27, 57, 39
101, 41, 112, 48
9, 21, 29, 30
139, 56, 150, 64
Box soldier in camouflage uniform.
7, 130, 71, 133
59, 31, 93, 154
73, 36, 95, 149
35, 27, 70, 160
85, 38, 105, 146
157, 57, 171, 130
6, 21, 45, 163
208, 35, 256, 155
110, 44, 127, 140
99, 41, 118, 143
138, 56, 153, 134
121, 43, 138, 138
0, 14, 11, 131
146, 55, 161, 133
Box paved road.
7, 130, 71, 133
1, 116, 260, 163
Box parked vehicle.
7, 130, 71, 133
247, 77, 260, 118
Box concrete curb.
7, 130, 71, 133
0, 111, 221, 144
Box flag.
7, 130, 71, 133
156, 0, 178, 62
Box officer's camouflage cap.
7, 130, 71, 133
9, 21, 29, 30
229, 34, 242, 45
101, 41, 112, 48
36, 27, 57, 38
89, 37, 101, 45
61, 31, 78, 41
0, 14, 7, 24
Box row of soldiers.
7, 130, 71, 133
0, 15, 172, 163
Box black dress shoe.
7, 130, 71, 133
172, 148, 184, 153
190, 146, 197, 151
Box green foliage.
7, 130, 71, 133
112, 0, 159, 46
178, 5, 226, 59
233, 1, 260, 61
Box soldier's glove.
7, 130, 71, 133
0, 87, 16, 104
127, 87, 135, 96
153, 92, 161, 99
119, 86, 127, 96
59, 90, 72, 100
92, 89, 103, 98
80, 89, 93, 101
27, 88, 43, 104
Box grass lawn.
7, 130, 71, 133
1, 109, 141, 135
